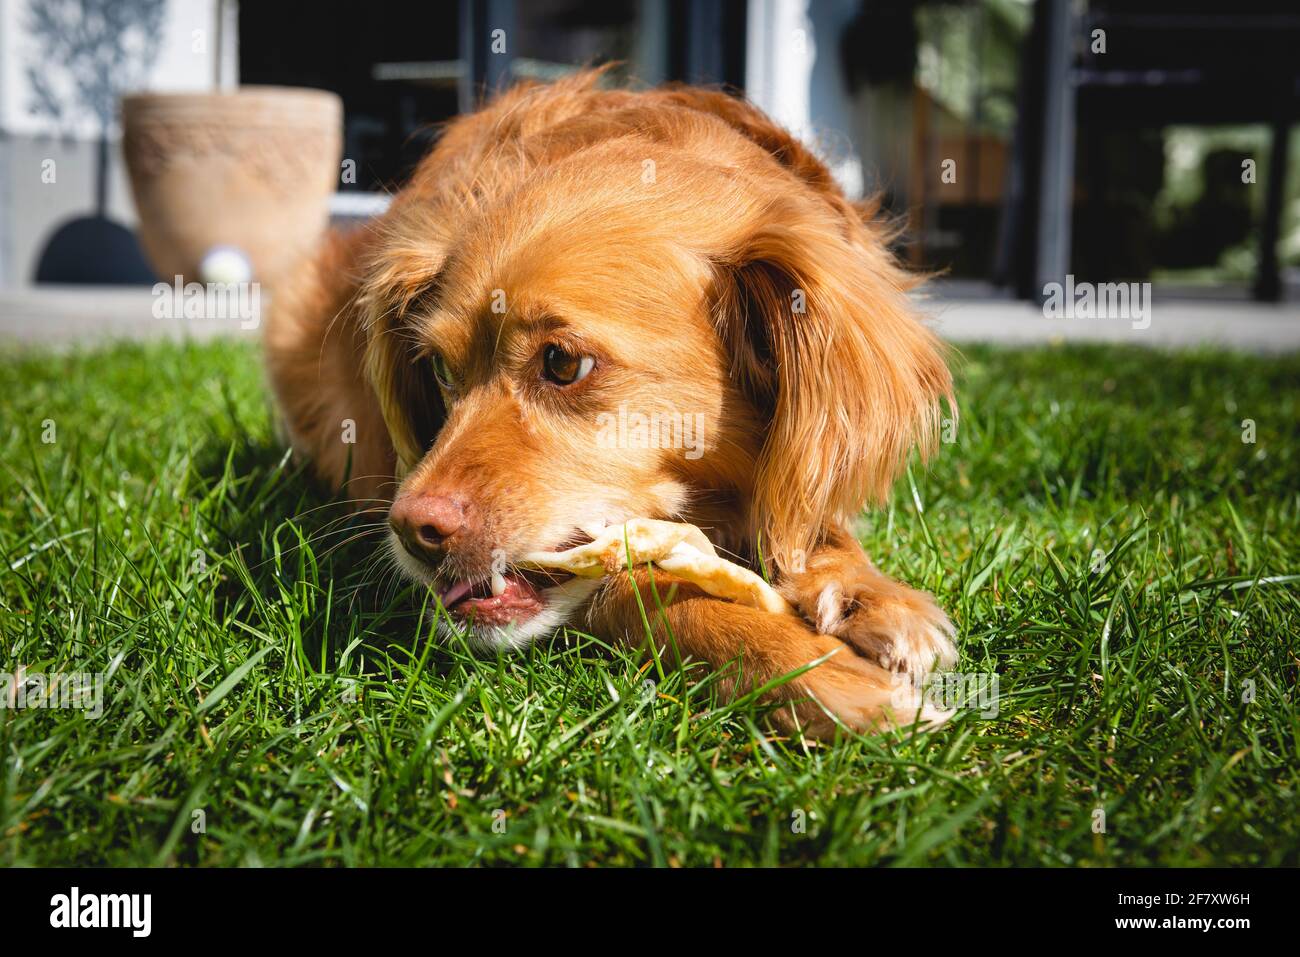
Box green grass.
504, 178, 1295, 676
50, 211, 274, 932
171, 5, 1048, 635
1, 338, 1297, 867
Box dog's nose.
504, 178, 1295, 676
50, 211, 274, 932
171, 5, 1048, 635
389, 493, 470, 561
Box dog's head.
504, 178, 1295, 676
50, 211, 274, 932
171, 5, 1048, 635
363, 98, 951, 648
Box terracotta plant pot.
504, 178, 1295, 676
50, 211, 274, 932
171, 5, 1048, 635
121, 86, 342, 286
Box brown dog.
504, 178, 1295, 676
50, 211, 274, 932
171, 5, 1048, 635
265, 70, 957, 739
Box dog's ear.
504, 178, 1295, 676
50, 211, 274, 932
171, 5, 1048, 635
361, 228, 449, 479
365, 324, 445, 479
265, 227, 400, 504
712, 195, 953, 572
364, 295, 447, 480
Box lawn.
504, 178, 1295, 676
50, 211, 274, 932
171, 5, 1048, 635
1, 338, 1297, 867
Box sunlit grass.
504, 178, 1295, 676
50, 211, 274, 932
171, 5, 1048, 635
1, 339, 1296, 866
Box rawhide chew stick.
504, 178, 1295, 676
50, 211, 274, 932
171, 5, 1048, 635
519, 519, 794, 616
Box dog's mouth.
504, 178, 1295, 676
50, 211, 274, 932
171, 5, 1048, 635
435, 531, 593, 627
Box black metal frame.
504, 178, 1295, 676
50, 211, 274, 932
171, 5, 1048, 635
1001, 0, 1300, 301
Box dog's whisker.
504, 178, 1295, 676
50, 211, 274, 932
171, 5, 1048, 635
339, 548, 399, 610
243, 523, 391, 575
296, 530, 391, 561
505, 560, 568, 591
314, 528, 391, 564
289, 515, 388, 546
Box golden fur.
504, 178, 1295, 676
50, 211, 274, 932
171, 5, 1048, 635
265, 70, 958, 738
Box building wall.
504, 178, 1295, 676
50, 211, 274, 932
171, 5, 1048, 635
0, 0, 236, 286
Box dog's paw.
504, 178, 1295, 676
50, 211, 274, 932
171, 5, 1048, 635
783, 569, 957, 686
773, 639, 955, 739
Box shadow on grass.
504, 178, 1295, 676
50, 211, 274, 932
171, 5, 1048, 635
190, 433, 437, 672
185, 430, 758, 734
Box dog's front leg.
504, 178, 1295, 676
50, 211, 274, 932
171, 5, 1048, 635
584, 570, 944, 738
778, 527, 958, 686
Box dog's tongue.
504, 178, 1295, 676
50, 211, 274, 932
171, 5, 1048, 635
439, 579, 475, 607
437, 574, 545, 624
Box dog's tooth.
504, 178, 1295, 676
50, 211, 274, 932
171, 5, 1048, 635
491, 571, 508, 596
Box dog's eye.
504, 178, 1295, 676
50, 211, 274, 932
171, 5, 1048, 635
429, 352, 457, 391
542, 345, 594, 386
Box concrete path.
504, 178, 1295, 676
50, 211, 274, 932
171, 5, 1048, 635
922, 297, 1300, 354
2, 285, 1298, 354
0, 286, 261, 347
